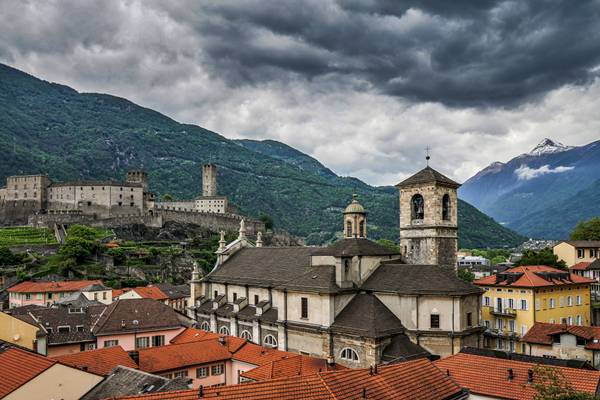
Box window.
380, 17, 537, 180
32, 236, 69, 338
559, 297, 564, 307
466, 312, 472, 327
58, 326, 70, 333
152, 335, 165, 347
214, 290, 218, 298
591, 249, 597, 258
76, 325, 84, 332
219, 326, 230, 335
521, 299, 528, 310
508, 320, 515, 332
264, 334, 278, 348
301, 297, 308, 319
484, 320, 490, 328
94, 293, 98, 301
47, 293, 53, 300
576, 295, 582, 305
521, 325, 528, 336
136, 336, 149, 349
430, 314, 440, 329
346, 221, 352, 237
25, 293, 31, 300
174, 370, 188, 378
196, 367, 209, 378
549, 298, 555, 309
201, 321, 210, 331
442, 194, 450, 221
577, 249, 585, 258
567, 296, 573, 306
411, 194, 425, 220
241, 330, 252, 341
576, 315, 583, 325
340, 348, 360, 362
233, 292, 237, 302
496, 318, 503, 330
211, 364, 224, 375
568, 316, 573, 325
254, 294, 259, 304
507, 298, 514, 309
104, 340, 119, 348
103, 292, 107, 300
535, 299, 541, 310
576, 336, 587, 346
483, 296, 491, 306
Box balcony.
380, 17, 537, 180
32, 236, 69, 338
484, 328, 520, 339
489, 307, 517, 318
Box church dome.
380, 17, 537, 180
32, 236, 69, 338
344, 195, 366, 214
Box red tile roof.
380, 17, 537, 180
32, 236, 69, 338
132, 287, 169, 300
52, 345, 139, 376
114, 358, 465, 400
8, 280, 103, 293
241, 354, 346, 381
0, 348, 57, 398
170, 328, 221, 344
473, 265, 595, 288
435, 352, 600, 399
232, 341, 292, 366
522, 322, 600, 350
138, 339, 233, 373
571, 262, 592, 271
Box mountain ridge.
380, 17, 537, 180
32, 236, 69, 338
0, 62, 525, 248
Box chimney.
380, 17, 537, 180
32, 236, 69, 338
121, 319, 126, 328
446, 369, 450, 376
369, 366, 373, 376
198, 385, 203, 398
128, 350, 140, 365
218, 336, 226, 345
507, 368, 514, 381
362, 388, 367, 399
528, 369, 534, 383
373, 364, 378, 375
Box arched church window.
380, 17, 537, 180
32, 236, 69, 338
219, 326, 230, 335
346, 220, 353, 237
411, 194, 425, 220
442, 194, 450, 221
340, 347, 360, 362
264, 334, 278, 348
359, 220, 365, 238
240, 330, 252, 341
200, 321, 210, 331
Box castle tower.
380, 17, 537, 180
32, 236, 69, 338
396, 166, 460, 269
202, 164, 217, 197
126, 170, 149, 192
343, 194, 367, 239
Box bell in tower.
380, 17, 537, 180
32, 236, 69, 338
343, 194, 367, 239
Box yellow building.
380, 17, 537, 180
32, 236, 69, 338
474, 265, 593, 354
0, 311, 46, 354
554, 240, 600, 267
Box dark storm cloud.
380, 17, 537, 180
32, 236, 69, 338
186, 0, 600, 107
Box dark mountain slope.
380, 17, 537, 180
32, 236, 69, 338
0, 63, 524, 247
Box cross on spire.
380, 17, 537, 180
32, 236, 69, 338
425, 146, 431, 166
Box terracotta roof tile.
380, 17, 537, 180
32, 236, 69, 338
0, 348, 57, 397
522, 322, 600, 350
132, 287, 170, 300
474, 265, 595, 288
170, 328, 221, 344
52, 345, 138, 376
232, 342, 293, 366
114, 358, 465, 400
138, 339, 233, 373
241, 354, 346, 381
570, 262, 592, 271
435, 352, 600, 399
8, 280, 103, 293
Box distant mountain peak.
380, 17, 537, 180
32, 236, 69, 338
527, 138, 573, 157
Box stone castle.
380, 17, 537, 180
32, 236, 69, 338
0, 164, 263, 235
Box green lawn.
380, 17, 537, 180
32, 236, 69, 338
0, 227, 58, 246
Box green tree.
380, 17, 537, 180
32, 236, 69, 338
108, 247, 126, 265
532, 365, 594, 400
571, 217, 600, 241
162, 193, 174, 201
375, 239, 400, 253
67, 225, 98, 240
516, 249, 567, 270
59, 237, 97, 263
259, 214, 274, 230
0, 247, 22, 266
457, 268, 475, 283
491, 256, 506, 266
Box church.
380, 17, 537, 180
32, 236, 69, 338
188, 165, 484, 366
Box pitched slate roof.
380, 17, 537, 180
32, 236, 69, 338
312, 238, 399, 257
154, 284, 190, 299
362, 262, 482, 295
114, 358, 466, 400
435, 352, 600, 400
473, 265, 595, 288
396, 166, 461, 188
52, 345, 139, 376
381, 334, 431, 363
80, 366, 190, 400
522, 322, 600, 351
561, 240, 600, 248
330, 293, 405, 338
8, 279, 103, 293
0, 348, 57, 398
93, 299, 191, 336
206, 247, 341, 293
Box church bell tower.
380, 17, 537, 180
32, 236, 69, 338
396, 164, 460, 270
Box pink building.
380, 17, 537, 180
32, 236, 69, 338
8, 280, 105, 308
92, 298, 191, 351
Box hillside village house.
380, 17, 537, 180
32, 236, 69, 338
554, 240, 600, 267
7, 280, 111, 308
521, 322, 600, 368
474, 266, 594, 353
190, 166, 484, 365
115, 284, 189, 313
0, 310, 45, 353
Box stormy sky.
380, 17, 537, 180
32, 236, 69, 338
1, 0, 600, 185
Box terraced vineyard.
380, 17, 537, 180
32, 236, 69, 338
0, 227, 57, 246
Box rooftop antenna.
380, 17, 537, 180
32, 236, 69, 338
425, 145, 431, 166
